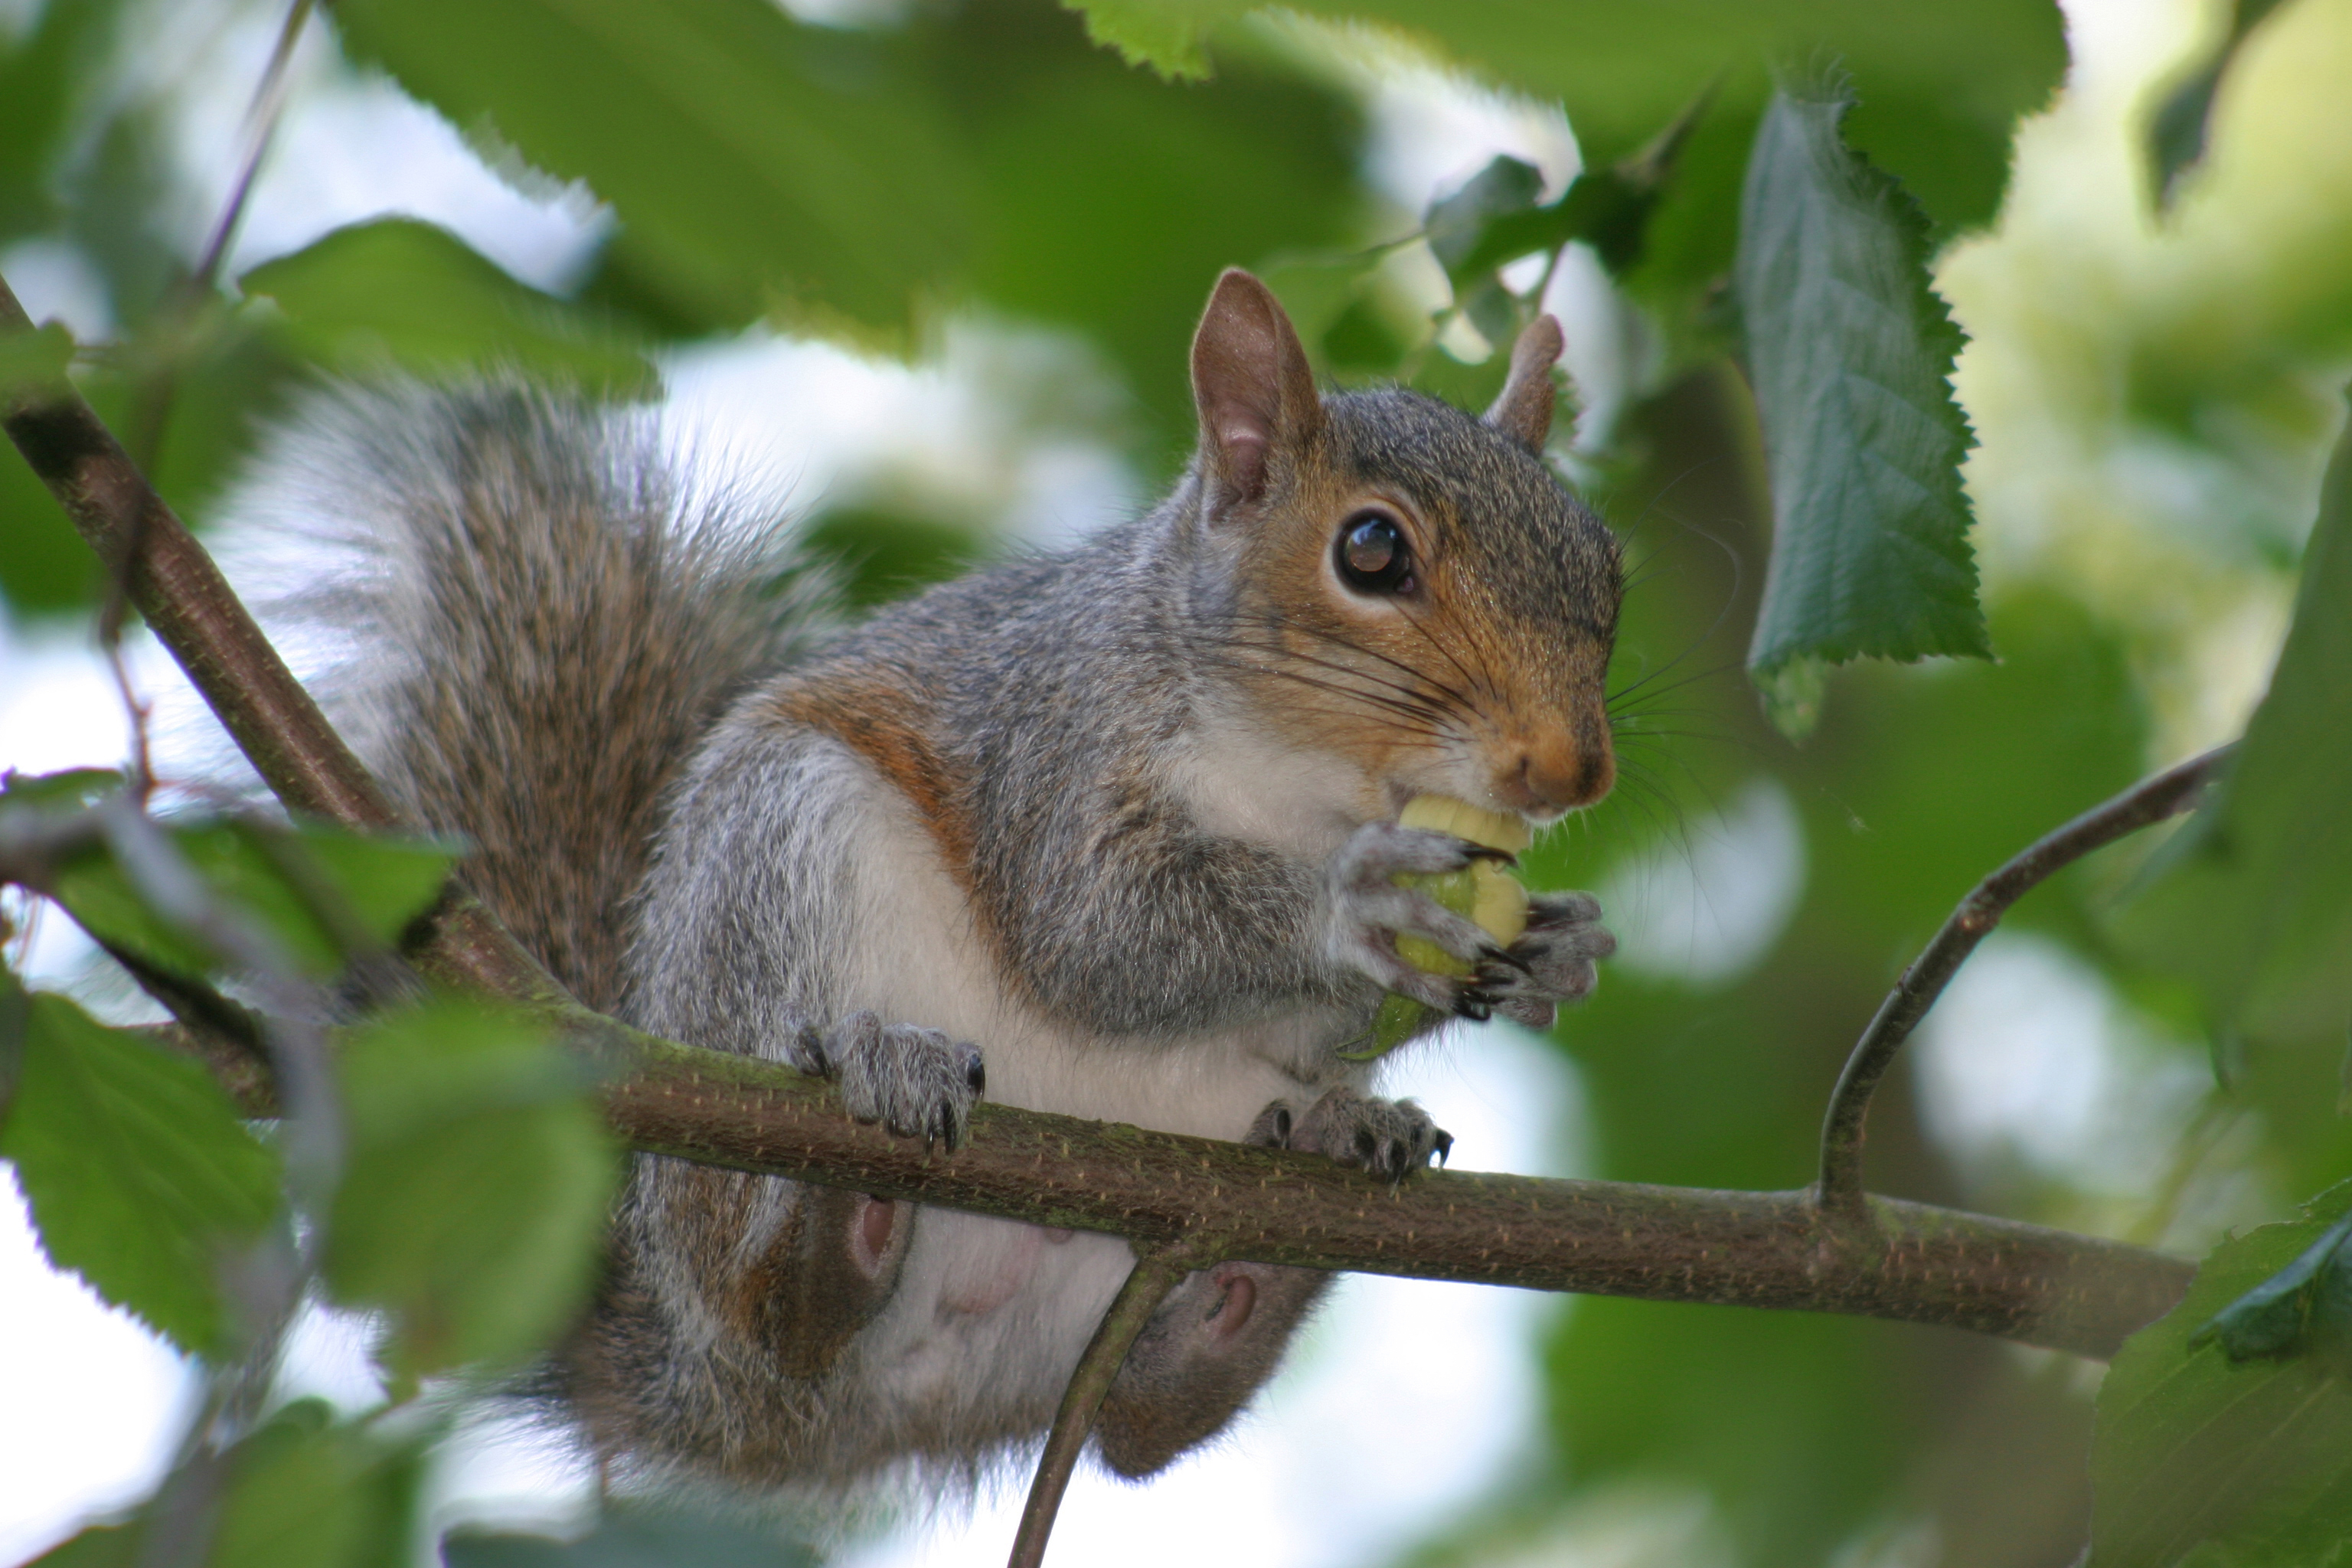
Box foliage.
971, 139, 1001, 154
4, 0, 2352, 1565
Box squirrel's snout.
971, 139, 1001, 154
1497, 736, 1614, 815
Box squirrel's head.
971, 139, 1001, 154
1184, 268, 1621, 825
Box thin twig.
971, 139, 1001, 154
122, 0, 315, 472
1009, 1244, 1197, 1568
1815, 744, 2234, 1221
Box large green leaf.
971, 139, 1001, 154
1068, 0, 2064, 234
322, 998, 616, 1383
240, 220, 655, 394
1735, 80, 1988, 728
0, 991, 282, 1351
330, 0, 972, 338
2091, 1184, 2352, 1567
2116, 407, 2352, 1044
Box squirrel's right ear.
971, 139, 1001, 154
1191, 269, 1324, 511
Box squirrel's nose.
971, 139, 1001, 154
1496, 734, 1614, 815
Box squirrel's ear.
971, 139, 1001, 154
1485, 315, 1564, 456
1191, 269, 1324, 509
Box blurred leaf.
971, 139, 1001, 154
45, 817, 456, 982
2147, 0, 2287, 207
0, 318, 74, 395
1064, 0, 2065, 234
0, 991, 281, 1351
24, 1524, 136, 1568
443, 1504, 820, 1568
800, 506, 988, 610
332, 0, 972, 338
0, 0, 132, 238
1735, 79, 1987, 731
2092, 1184, 2352, 1567
0, 423, 97, 615
0, 767, 125, 808
240, 220, 655, 394
939, 1, 1363, 440
211, 1400, 426, 1568
323, 998, 616, 1383
2117, 408, 2352, 1045
1426, 155, 1545, 275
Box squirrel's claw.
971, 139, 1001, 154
1272, 1085, 1449, 1187
797, 1011, 988, 1152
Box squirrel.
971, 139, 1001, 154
230, 270, 1622, 1496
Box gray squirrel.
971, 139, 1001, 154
234, 270, 1620, 1494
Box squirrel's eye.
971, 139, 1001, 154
1335, 511, 1414, 594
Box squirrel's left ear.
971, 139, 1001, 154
1485, 315, 1564, 456
1191, 269, 1325, 512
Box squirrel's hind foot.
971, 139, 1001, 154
1253, 1084, 1451, 1184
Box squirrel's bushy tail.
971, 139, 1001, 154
224, 380, 825, 1011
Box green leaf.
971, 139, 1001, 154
0, 767, 126, 809
0, 318, 74, 396
1735, 79, 1988, 729
209, 1400, 426, 1568
2190, 1206, 2352, 1367
443, 1504, 820, 1568
322, 998, 616, 1383
1426, 155, 1547, 276
2116, 407, 2352, 1045
44, 817, 456, 982
240, 220, 655, 394
0, 992, 282, 1351
330, 0, 972, 339
1063, 1, 2064, 236
2147, 0, 2288, 207
2091, 1185, 2352, 1567
799, 506, 988, 611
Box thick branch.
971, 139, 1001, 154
1815, 746, 2232, 1220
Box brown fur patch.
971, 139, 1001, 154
760, 675, 982, 903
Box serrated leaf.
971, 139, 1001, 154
1735, 80, 1988, 723
240, 220, 655, 394
2116, 407, 2352, 1045
331, 0, 972, 338
0, 993, 281, 1351
44, 818, 455, 981
2092, 1185, 2352, 1567
323, 998, 616, 1383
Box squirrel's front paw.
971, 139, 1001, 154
791, 1011, 986, 1149
1481, 891, 1616, 1031
1250, 1084, 1451, 1184
1322, 821, 1516, 1018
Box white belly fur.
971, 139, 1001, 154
834, 764, 1358, 1428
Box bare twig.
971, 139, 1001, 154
122, 0, 315, 471
1010, 1244, 1197, 1568
1815, 745, 2233, 1221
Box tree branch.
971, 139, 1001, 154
1010, 1246, 1194, 1568
1815, 745, 2233, 1221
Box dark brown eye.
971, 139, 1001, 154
1335, 511, 1414, 594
